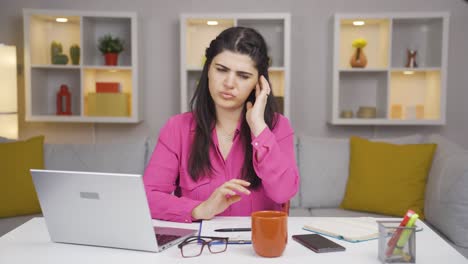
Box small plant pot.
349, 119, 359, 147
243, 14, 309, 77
104, 53, 119, 66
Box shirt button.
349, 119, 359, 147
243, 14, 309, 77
254, 142, 258, 146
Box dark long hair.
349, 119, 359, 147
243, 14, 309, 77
188, 27, 278, 189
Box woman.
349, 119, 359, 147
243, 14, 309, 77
144, 27, 299, 222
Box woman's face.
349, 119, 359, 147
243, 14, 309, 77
208, 50, 259, 112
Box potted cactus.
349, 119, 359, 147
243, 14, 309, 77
98, 34, 124, 66
70, 44, 80, 65
50, 41, 69, 65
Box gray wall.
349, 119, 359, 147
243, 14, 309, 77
1, 0, 467, 148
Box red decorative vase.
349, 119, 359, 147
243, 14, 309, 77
104, 53, 118, 66
56, 85, 72, 115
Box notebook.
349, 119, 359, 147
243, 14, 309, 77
303, 217, 381, 243
199, 217, 252, 244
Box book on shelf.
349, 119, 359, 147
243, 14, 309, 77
96, 82, 121, 93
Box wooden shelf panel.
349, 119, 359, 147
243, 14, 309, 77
330, 118, 444, 125
339, 68, 387, 72
26, 115, 139, 123
31, 64, 80, 69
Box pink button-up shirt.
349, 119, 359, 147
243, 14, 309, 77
143, 112, 299, 223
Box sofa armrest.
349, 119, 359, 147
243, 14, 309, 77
424, 153, 468, 248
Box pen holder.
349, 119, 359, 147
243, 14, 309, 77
377, 221, 416, 263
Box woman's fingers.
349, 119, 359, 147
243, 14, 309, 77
216, 179, 251, 197
219, 188, 237, 196
254, 75, 270, 108
223, 183, 250, 195
227, 195, 242, 204
230, 179, 251, 186
255, 82, 260, 98
246, 101, 253, 110
259, 75, 271, 96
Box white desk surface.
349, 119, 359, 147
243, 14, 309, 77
0, 217, 466, 264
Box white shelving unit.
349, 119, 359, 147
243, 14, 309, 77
180, 13, 291, 118
330, 13, 449, 125
23, 9, 140, 123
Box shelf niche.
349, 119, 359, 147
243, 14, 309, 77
29, 14, 81, 65
82, 17, 132, 67
391, 18, 443, 68
339, 18, 390, 69
338, 71, 388, 119
389, 70, 441, 120
186, 19, 234, 68
83, 68, 133, 117
237, 19, 285, 67
30, 68, 81, 116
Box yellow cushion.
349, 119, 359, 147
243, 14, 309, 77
0, 136, 44, 218
340, 136, 437, 219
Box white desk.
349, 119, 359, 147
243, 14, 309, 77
0, 217, 466, 264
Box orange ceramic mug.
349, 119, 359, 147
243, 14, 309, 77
251, 210, 288, 257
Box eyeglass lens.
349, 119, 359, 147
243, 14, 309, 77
180, 237, 227, 258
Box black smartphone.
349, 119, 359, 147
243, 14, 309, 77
292, 234, 346, 253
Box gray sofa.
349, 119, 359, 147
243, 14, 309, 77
1, 134, 467, 258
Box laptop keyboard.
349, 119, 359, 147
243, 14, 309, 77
156, 234, 181, 246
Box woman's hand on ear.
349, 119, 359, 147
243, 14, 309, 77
246, 75, 270, 137
191, 179, 251, 220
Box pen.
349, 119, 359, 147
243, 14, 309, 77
214, 228, 252, 232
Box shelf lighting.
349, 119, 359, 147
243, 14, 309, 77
56, 17, 68, 23
0, 44, 18, 139
207, 20, 219, 26
403, 71, 415, 75
352, 20, 365, 26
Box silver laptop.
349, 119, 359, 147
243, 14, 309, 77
30, 169, 197, 252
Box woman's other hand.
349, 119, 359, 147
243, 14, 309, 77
191, 179, 251, 220
246, 75, 270, 137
